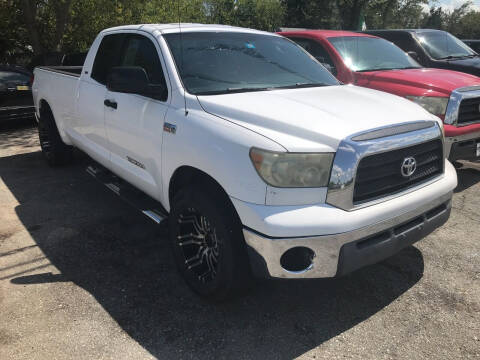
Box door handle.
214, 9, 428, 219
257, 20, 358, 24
104, 99, 117, 109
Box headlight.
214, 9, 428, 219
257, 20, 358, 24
405, 96, 449, 117
249, 148, 334, 187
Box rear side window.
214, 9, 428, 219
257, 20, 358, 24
290, 38, 337, 75
91, 34, 125, 84
120, 35, 168, 100
380, 33, 415, 54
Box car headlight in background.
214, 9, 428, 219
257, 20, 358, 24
405, 96, 449, 117
249, 148, 334, 187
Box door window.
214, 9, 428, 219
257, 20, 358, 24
291, 38, 337, 76
91, 34, 126, 85
120, 35, 168, 101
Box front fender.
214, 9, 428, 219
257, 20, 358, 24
161, 104, 285, 211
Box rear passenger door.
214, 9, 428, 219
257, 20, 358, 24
103, 33, 170, 199
74, 33, 125, 164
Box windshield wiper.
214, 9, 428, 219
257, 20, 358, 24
437, 55, 476, 60
195, 82, 330, 95
357, 68, 393, 72
196, 87, 272, 95
357, 66, 421, 72
272, 82, 330, 89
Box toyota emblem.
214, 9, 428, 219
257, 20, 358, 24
401, 157, 417, 177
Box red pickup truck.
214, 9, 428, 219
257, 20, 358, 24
279, 30, 480, 163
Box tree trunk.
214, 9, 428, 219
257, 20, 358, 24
53, 0, 73, 52
382, 0, 397, 28
20, 0, 43, 56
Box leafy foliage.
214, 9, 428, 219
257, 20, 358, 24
1, 0, 480, 65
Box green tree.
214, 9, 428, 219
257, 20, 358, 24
366, 0, 428, 29
281, 0, 341, 29
455, 10, 480, 39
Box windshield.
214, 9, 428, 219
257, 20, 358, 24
416, 31, 477, 59
163, 32, 339, 95
328, 36, 421, 72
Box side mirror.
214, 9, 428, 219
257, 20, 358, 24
107, 66, 149, 94
407, 51, 420, 62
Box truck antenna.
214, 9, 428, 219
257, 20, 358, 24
178, 0, 188, 116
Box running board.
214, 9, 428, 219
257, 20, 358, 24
86, 164, 168, 224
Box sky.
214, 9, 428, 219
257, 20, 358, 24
434, 0, 480, 11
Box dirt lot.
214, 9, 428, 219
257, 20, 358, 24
0, 123, 479, 360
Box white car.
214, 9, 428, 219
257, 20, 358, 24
32, 24, 457, 300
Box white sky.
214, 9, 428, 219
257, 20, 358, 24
433, 0, 480, 11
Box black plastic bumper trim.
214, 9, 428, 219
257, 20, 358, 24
335, 201, 451, 277
449, 137, 480, 162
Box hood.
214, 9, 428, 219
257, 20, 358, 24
359, 68, 480, 96
436, 56, 480, 77
197, 85, 438, 152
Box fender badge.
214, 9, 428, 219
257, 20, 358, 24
127, 156, 145, 169
163, 122, 176, 134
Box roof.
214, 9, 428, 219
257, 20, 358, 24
0, 64, 31, 75
364, 29, 447, 34
278, 29, 377, 39
101, 23, 275, 36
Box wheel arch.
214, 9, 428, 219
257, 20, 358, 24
39, 99, 53, 117
168, 165, 237, 218
37, 98, 71, 145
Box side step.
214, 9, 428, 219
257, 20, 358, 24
86, 164, 168, 224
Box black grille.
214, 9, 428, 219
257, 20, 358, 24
458, 97, 480, 125
353, 139, 443, 204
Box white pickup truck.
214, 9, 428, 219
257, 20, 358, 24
32, 24, 457, 300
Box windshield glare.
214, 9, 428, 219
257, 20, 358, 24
328, 36, 421, 72
164, 32, 339, 95
416, 31, 476, 59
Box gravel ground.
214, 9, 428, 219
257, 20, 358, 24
0, 123, 479, 360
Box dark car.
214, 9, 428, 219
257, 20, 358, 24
0, 65, 35, 123
363, 29, 480, 77
463, 39, 480, 54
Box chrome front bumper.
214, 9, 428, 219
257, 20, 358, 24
243, 191, 452, 279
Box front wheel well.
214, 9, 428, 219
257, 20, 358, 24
168, 166, 235, 214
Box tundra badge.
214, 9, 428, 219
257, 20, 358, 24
127, 156, 145, 169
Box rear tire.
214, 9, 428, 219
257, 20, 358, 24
169, 185, 252, 301
38, 110, 73, 166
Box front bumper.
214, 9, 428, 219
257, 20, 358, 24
243, 193, 451, 279
445, 131, 480, 162
235, 160, 457, 279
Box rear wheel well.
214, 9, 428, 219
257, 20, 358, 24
39, 99, 53, 117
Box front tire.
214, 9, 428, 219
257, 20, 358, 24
169, 186, 252, 301
38, 110, 73, 166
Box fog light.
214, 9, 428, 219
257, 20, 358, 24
280, 247, 315, 273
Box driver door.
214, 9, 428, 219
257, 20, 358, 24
104, 32, 170, 199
